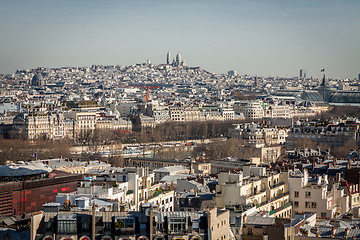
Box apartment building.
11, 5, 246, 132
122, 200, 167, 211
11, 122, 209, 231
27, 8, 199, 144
220, 107, 235, 121
228, 123, 288, 147
288, 169, 349, 219
264, 105, 292, 119
169, 106, 185, 122
183, 106, 201, 122
215, 171, 292, 219
13, 110, 69, 140
31, 204, 227, 240
234, 100, 264, 119
64, 111, 97, 138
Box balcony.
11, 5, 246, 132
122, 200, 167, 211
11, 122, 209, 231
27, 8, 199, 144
248, 189, 266, 198
269, 202, 292, 216
256, 191, 289, 208
270, 181, 285, 189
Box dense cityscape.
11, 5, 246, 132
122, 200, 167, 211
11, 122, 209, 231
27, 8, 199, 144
0, 51, 360, 240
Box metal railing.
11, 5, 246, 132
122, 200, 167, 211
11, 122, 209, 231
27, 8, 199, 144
269, 202, 292, 215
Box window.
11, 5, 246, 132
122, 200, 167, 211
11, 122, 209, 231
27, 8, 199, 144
305, 202, 311, 208
321, 212, 327, 218
169, 218, 186, 233
305, 191, 311, 198
294, 191, 299, 198
57, 220, 77, 234
45, 222, 53, 232
247, 227, 253, 235
294, 201, 299, 207
81, 222, 90, 232
311, 202, 317, 208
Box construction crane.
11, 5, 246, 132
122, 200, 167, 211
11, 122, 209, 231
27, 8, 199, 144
143, 86, 160, 102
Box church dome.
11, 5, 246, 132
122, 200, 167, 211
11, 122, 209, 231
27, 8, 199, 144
31, 68, 45, 87
32, 73, 44, 82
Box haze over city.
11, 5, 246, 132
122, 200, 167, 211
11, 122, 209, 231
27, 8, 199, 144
1, 0, 360, 78
4, 0, 360, 239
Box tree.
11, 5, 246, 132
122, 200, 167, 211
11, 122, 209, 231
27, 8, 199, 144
332, 140, 358, 159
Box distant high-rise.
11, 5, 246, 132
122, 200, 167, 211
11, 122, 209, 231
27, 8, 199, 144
304, 72, 306, 79
167, 51, 171, 65
300, 69, 303, 78
358, 73, 360, 80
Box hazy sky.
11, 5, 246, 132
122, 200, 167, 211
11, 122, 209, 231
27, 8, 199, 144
0, 0, 359, 78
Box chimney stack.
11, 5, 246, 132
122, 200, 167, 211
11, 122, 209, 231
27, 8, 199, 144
345, 228, 350, 237
336, 172, 341, 183
331, 227, 336, 237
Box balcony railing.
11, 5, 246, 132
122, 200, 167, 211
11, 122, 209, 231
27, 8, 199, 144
256, 192, 289, 208
269, 202, 292, 215
270, 181, 285, 189
248, 189, 266, 197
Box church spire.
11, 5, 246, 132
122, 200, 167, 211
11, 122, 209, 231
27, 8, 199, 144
167, 51, 171, 65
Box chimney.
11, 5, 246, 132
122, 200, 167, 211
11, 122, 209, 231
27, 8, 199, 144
243, 214, 247, 224
336, 173, 341, 183
345, 228, 350, 237
311, 227, 318, 234
332, 227, 336, 236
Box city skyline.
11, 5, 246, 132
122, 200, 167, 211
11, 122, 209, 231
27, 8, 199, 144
0, 0, 360, 78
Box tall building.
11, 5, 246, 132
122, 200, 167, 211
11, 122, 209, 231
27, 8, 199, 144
300, 69, 303, 78
166, 51, 171, 65
358, 73, 360, 80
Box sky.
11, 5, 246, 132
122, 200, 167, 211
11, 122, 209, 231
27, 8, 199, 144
0, 0, 359, 79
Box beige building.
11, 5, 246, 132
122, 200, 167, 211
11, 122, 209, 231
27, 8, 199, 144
65, 111, 97, 138
207, 207, 231, 240
220, 107, 235, 121
288, 169, 349, 219
234, 100, 264, 119
228, 123, 288, 148
183, 106, 201, 122
169, 106, 185, 122
215, 171, 292, 219
13, 109, 69, 140
96, 118, 113, 131
264, 105, 292, 119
